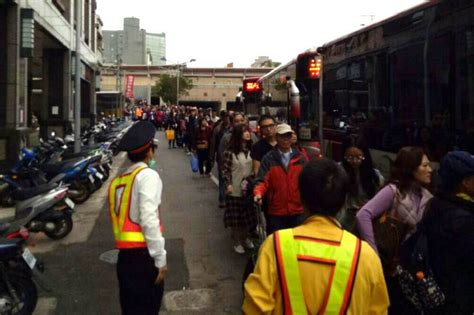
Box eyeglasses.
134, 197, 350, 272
345, 155, 365, 162
260, 124, 275, 129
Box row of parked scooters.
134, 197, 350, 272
0, 118, 134, 314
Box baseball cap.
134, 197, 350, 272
276, 123, 295, 135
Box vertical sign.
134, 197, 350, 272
125, 75, 135, 98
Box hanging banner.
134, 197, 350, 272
125, 75, 135, 98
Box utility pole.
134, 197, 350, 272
115, 53, 121, 115
74, 0, 82, 153
176, 65, 180, 105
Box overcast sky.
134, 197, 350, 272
97, 0, 427, 68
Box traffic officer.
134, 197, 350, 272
108, 121, 166, 315
243, 158, 389, 314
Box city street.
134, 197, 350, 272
31, 130, 247, 315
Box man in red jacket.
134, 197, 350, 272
254, 123, 307, 235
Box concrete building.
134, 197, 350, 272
100, 66, 272, 111
103, 17, 166, 66
251, 56, 271, 68
146, 33, 166, 65
0, 0, 102, 168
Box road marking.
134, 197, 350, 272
210, 174, 219, 186
33, 297, 57, 315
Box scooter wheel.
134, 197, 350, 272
70, 181, 91, 204
0, 273, 38, 315
45, 213, 73, 240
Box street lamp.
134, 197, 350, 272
161, 57, 196, 105
146, 49, 152, 104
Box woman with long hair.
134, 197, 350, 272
356, 146, 433, 314
222, 124, 255, 254
338, 136, 384, 230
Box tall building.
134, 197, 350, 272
103, 17, 166, 65
0, 0, 102, 167
146, 33, 166, 65
251, 56, 271, 68
103, 30, 123, 64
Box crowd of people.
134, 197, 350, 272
120, 101, 473, 314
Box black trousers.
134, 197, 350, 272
117, 248, 164, 315
196, 149, 211, 174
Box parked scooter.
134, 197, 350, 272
0, 235, 47, 314
0, 181, 74, 240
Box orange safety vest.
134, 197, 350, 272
274, 229, 361, 315
108, 166, 162, 249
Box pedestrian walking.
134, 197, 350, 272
222, 124, 256, 254
356, 146, 433, 314
253, 123, 308, 235
165, 113, 179, 149
193, 118, 213, 175
421, 151, 474, 314
243, 158, 389, 314
108, 121, 166, 315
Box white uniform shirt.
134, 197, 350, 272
127, 162, 166, 268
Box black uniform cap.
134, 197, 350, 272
118, 121, 157, 153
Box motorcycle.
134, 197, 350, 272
0, 181, 74, 240
0, 237, 41, 314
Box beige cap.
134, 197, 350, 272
275, 123, 295, 135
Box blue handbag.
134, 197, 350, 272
191, 154, 199, 173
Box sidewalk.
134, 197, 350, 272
32, 131, 248, 314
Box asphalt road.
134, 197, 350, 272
31, 130, 248, 315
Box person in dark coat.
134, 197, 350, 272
422, 151, 474, 314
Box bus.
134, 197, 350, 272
241, 77, 263, 116
250, 0, 474, 173
258, 51, 322, 141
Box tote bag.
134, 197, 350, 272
165, 128, 175, 141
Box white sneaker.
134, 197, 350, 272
233, 244, 245, 254
244, 238, 255, 250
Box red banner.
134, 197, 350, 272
125, 75, 135, 98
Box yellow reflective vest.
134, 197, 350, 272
274, 229, 360, 314
109, 166, 149, 249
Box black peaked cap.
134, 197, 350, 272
118, 121, 156, 152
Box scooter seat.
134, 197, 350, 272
0, 238, 21, 248
11, 182, 58, 201
62, 151, 91, 160
42, 157, 84, 174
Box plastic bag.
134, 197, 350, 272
191, 154, 199, 173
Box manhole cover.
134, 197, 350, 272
99, 249, 118, 264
